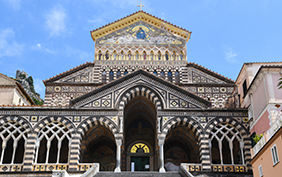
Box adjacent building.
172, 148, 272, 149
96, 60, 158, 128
0, 72, 34, 106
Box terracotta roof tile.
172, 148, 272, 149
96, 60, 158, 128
186, 62, 234, 83
43, 62, 94, 83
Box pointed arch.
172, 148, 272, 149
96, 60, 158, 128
113, 50, 117, 60
128, 51, 132, 60
142, 51, 147, 60
105, 50, 110, 60
180, 52, 184, 61
0, 116, 31, 164
172, 51, 176, 60
116, 85, 164, 111
34, 116, 76, 134
158, 51, 162, 60
150, 51, 154, 60
135, 51, 139, 60
120, 50, 124, 60
162, 116, 204, 140
98, 50, 102, 60
165, 51, 169, 61
206, 117, 251, 166
77, 116, 119, 138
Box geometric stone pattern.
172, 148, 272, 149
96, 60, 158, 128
72, 71, 209, 109
184, 86, 235, 108
0, 111, 250, 173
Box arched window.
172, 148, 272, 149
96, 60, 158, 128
113, 51, 117, 60
175, 71, 180, 84
168, 71, 172, 82
109, 70, 114, 81
165, 52, 169, 61
172, 52, 176, 60
143, 51, 146, 60
102, 71, 106, 84
98, 51, 102, 60
128, 52, 132, 60
209, 123, 245, 165
0, 121, 28, 164
135, 52, 139, 60
153, 70, 158, 76
117, 70, 121, 79
160, 71, 165, 79
35, 121, 71, 164
180, 52, 184, 60
124, 70, 128, 75
150, 52, 154, 60
121, 51, 124, 60
105, 51, 109, 60
158, 52, 161, 60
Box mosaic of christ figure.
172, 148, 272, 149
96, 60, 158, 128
136, 27, 146, 39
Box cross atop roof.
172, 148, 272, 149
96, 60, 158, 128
137, 3, 144, 11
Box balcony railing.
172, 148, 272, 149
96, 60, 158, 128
252, 114, 282, 157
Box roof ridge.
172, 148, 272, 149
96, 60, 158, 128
91, 10, 191, 33
43, 61, 94, 83
187, 62, 234, 82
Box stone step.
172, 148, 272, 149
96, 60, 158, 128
94, 172, 183, 177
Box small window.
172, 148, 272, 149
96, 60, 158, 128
165, 52, 169, 60
175, 71, 180, 84
168, 71, 172, 82
117, 71, 121, 79
258, 165, 263, 177
243, 80, 247, 97
109, 71, 114, 81
102, 71, 106, 84
160, 71, 165, 79
271, 144, 279, 165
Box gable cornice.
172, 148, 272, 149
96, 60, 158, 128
90, 11, 191, 42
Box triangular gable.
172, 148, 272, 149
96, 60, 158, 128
187, 63, 234, 84
96, 21, 185, 46
43, 62, 94, 84
91, 11, 191, 43
71, 70, 210, 109
0, 73, 16, 86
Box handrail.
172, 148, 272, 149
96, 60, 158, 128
180, 163, 194, 177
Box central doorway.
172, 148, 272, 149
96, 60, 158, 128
131, 157, 149, 171
124, 96, 157, 171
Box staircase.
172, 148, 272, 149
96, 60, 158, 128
94, 172, 183, 177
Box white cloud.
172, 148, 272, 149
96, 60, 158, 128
6, 0, 21, 10
224, 47, 238, 63
31, 43, 55, 54
0, 28, 24, 58
45, 5, 66, 37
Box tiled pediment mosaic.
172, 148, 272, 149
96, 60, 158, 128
96, 21, 186, 46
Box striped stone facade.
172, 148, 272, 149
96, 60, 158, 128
0, 10, 252, 176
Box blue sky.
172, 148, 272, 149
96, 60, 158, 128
0, 0, 281, 99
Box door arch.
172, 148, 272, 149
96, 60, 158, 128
127, 141, 153, 171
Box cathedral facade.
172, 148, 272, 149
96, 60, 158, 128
0, 11, 252, 176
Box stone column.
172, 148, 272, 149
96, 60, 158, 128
114, 135, 123, 172
119, 117, 124, 133
68, 133, 82, 171
158, 135, 166, 172
199, 134, 211, 171
23, 132, 37, 171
